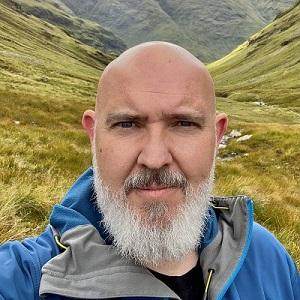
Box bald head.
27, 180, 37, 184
82, 43, 228, 231
96, 41, 216, 113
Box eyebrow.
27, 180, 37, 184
162, 113, 206, 126
105, 112, 147, 126
105, 111, 206, 126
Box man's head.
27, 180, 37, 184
82, 41, 227, 266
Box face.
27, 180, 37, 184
83, 44, 227, 264
91, 64, 223, 219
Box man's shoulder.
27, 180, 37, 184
0, 226, 59, 299
228, 222, 300, 299
251, 222, 292, 258
252, 222, 282, 245
246, 222, 298, 280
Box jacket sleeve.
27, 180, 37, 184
0, 226, 59, 300
236, 222, 300, 300
291, 263, 300, 299
252, 223, 300, 300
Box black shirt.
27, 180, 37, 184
150, 261, 205, 300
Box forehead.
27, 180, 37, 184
97, 57, 215, 116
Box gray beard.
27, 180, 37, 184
93, 155, 214, 267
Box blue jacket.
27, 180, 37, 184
0, 168, 299, 299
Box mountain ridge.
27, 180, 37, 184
9, 0, 127, 55
60, 0, 297, 62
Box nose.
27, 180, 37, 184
137, 127, 173, 169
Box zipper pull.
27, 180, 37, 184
54, 235, 68, 251
202, 268, 214, 300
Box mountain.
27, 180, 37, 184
9, 0, 126, 55
0, 0, 113, 126
0, 0, 299, 267
250, 0, 298, 22
209, 1, 300, 112
59, 0, 297, 62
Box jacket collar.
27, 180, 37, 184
40, 168, 253, 299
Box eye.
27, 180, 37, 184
116, 121, 134, 128
177, 121, 194, 127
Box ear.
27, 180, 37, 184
82, 110, 96, 144
215, 113, 228, 146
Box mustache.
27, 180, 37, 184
124, 167, 189, 194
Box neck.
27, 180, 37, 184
146, 250, 198, 276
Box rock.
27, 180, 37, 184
228, 129, 242, 138
218, 156, 234, 161
218, 152, 249, 161
254, 101, 265, 106
222, 135, 231, 142
218, 143, 227, 149
237, 134, 252, 142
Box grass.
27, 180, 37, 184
0, 122, 91, 239
209, 4, 300, 265
215, 121, 300, 265
209, 2, 300, 111
0, 0, 299, 270
0, 0, 97, 239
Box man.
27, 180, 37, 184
0, 42, 299, 300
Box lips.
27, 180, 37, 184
139, 184, 171, 190
135, 186, 177, 198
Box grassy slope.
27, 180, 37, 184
0, 0, 106, 238
209, 3, 300, 266
209, 2, 300, 111
60, 0, 296, 62
0, 0, 299, 268
11, 0, 126, 54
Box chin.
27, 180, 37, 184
130, 199, 182, 230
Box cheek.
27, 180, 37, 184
95, 136, 138, 188
173, 133, 216, 183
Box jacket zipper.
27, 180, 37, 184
202, 269, 214, 300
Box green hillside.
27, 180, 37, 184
60, 0, 296, 62
209, 1, 300, 111
0, 0, 112, 121
0, 0, 106, 238
9, 0, 126, 54
0, 0, 299, 266
209, 2, 300, 266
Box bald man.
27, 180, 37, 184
0, 42, 299, 300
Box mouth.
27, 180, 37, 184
134, 185, 178, 199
